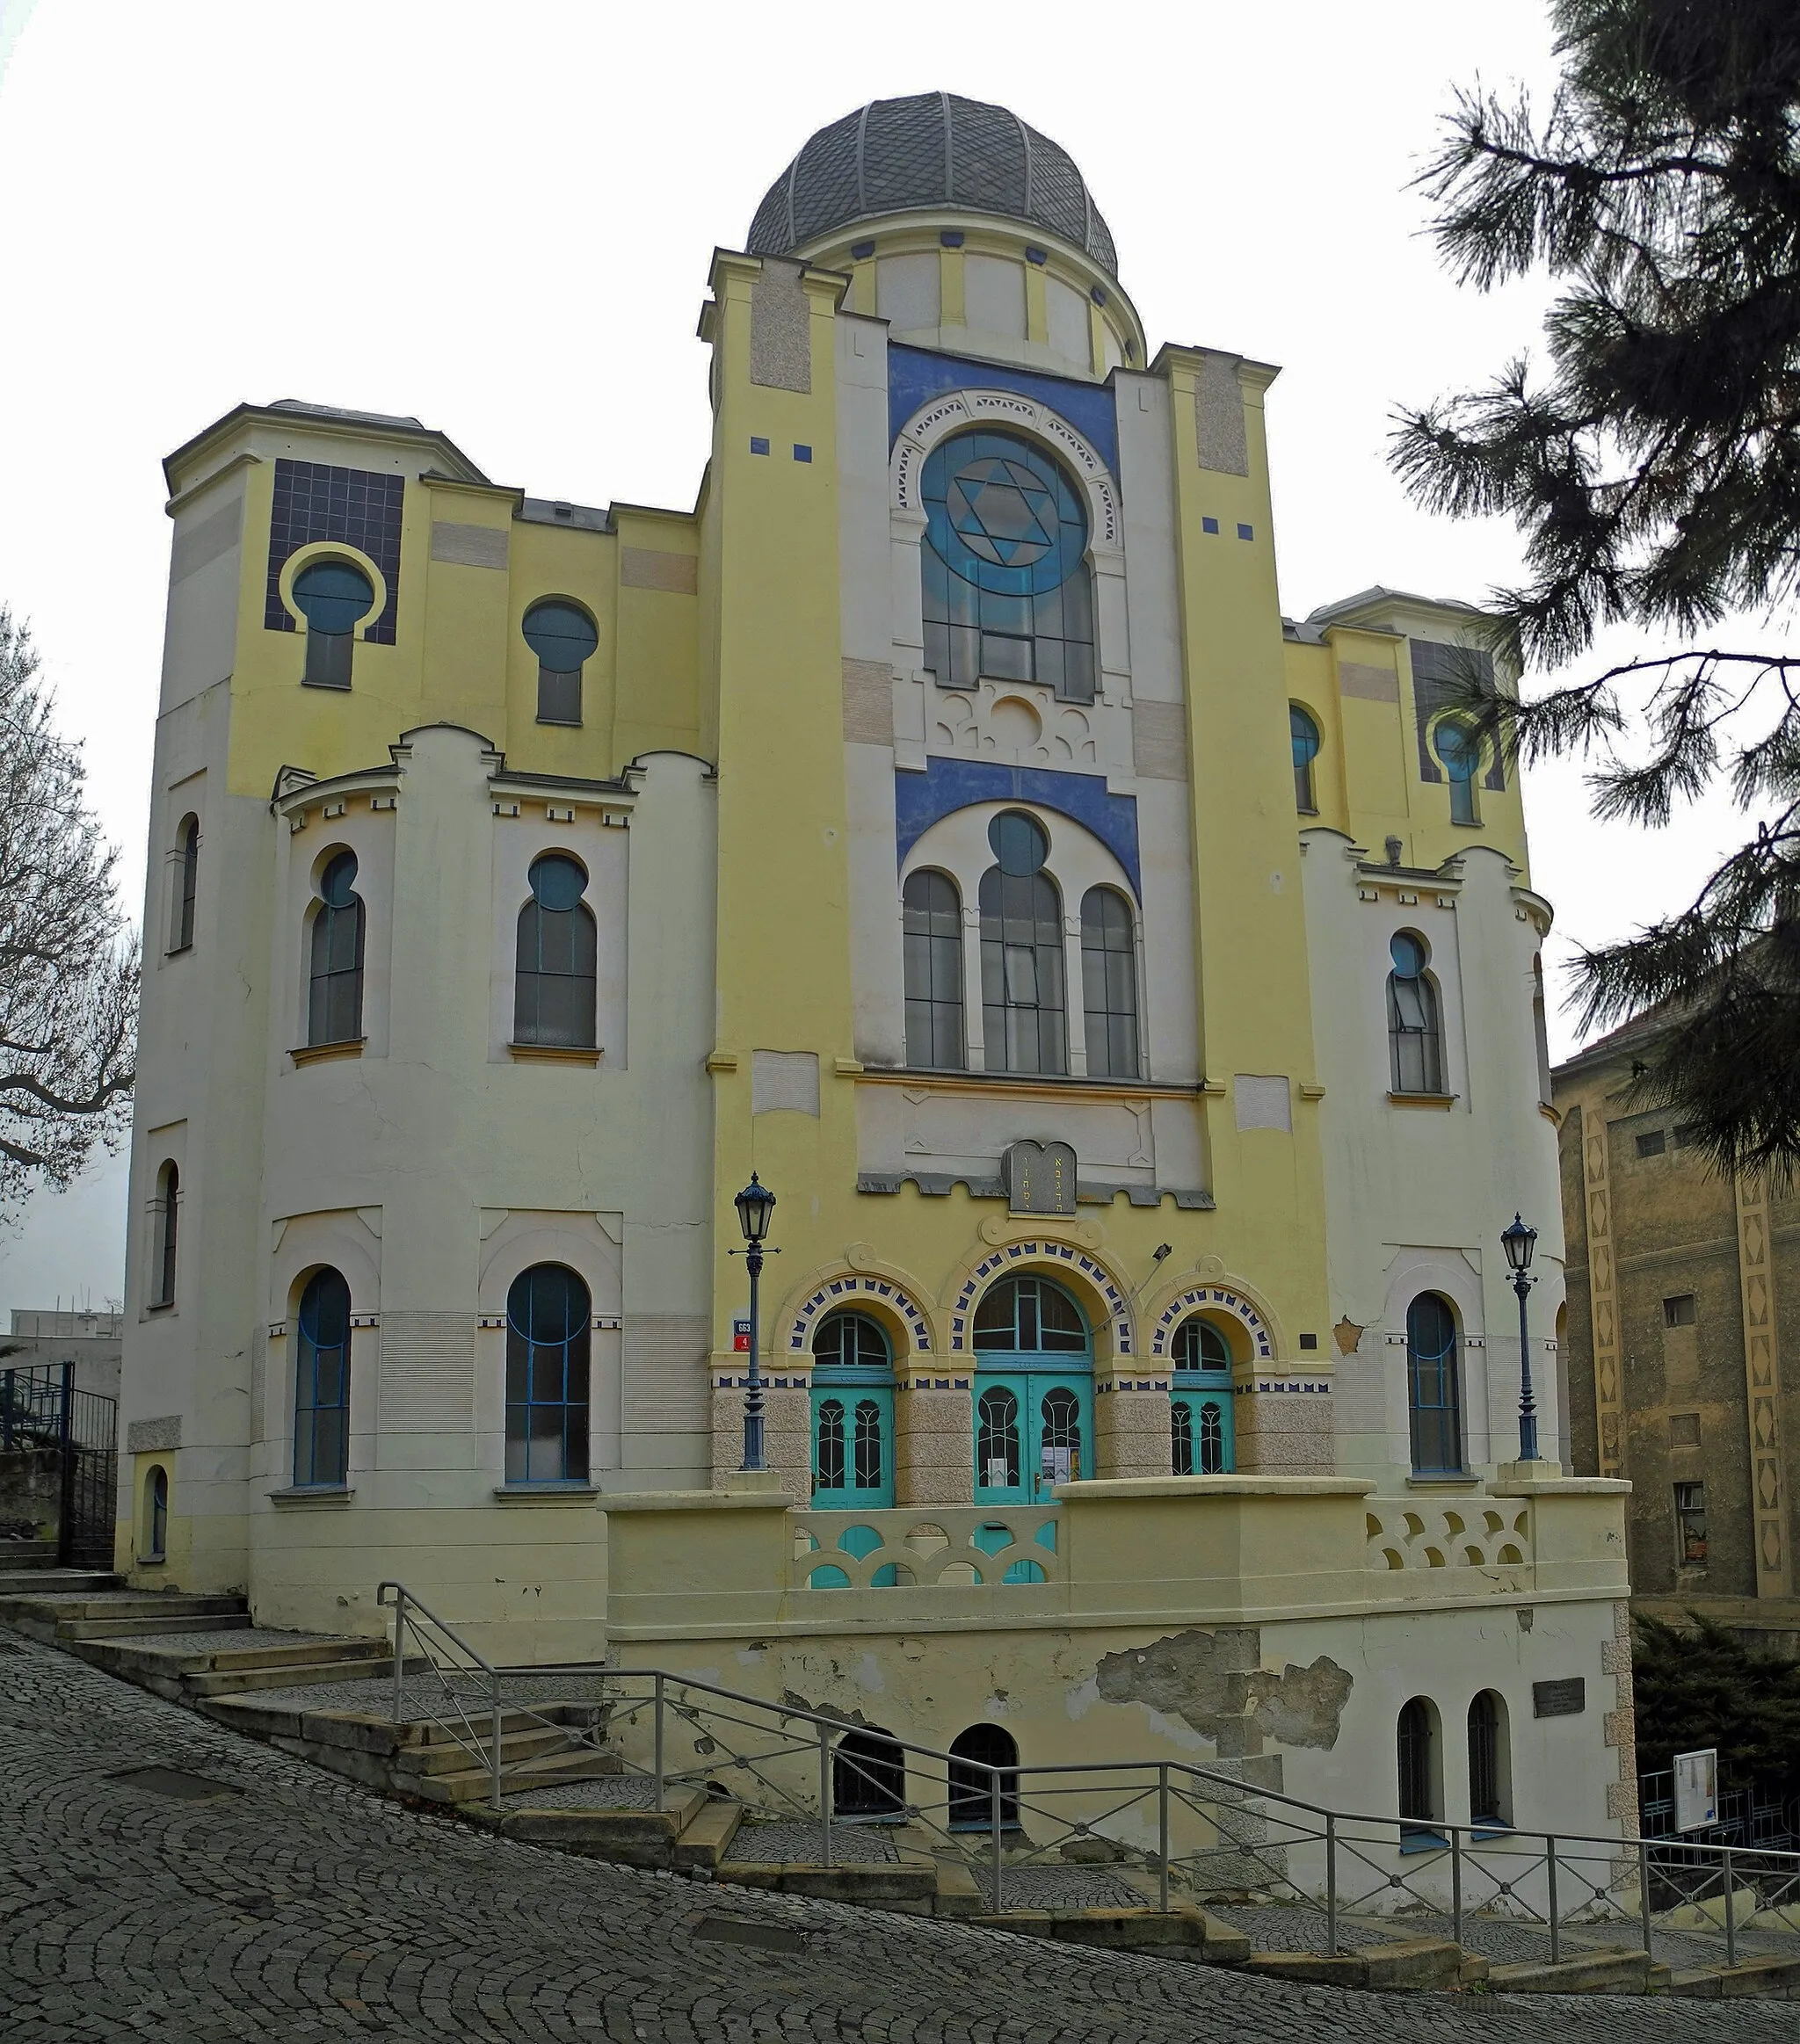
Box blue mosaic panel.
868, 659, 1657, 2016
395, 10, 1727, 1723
265, 460, 404, 644
896, 757, 1140, 895
889, 345, 1119, 477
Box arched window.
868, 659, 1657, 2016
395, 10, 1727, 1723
1433, 718, 1481, 824
948, 1723, 1020, 1829
293, 558, 375, 690
308, 852, 366, 1047
1406, 1292, 1462, 1475
1290, 706, 1321, 813
145, 1466, 168, 1561
170, 815, 200, 953
973, 1276, 1087, 1353
903, 870, 965, 1069
1387, 931, 1442, 1095
505, 1264, 591, 1483
920, 429, 1094, 702
1397, 1697, 1438, 1841
151, 1162, 179, 1309
294, 1267, 352, 1488
1080, 886, 1138, 1079
979, 813, 1064, 1075
834, 1727, 905, 1819
523, 599, 599, 728
1172, 1316, 1233, 1373
1468, 1691, 1509, 1829
514, 854, 597, 1048
813, 1311, 890, 1370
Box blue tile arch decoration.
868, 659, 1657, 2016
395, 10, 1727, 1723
949, 1241, 1133, 1358
1150, 1284, 1274, 1362
888, 345, 1119, 479
896, 757, 1140, 897
786, 1274, 933, 1356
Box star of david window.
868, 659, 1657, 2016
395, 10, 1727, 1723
921, 429, 1095, 702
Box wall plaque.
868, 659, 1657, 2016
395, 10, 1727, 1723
1005, 1140, 1076, 1217
1532, 1677, 1586, 1718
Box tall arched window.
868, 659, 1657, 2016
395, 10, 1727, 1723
1290, 706, 1321, 813
1406, 1292, 1462, 1474
1172, 1314, 1234, 1475
920, 429, 1094, 701
144, 1465, 168, 1561
948, 1723, 1020, 1829
1080, 886, 1138, 1078
523, 599, 599, 727
834, 1727, 905, 1818
514, 854, 597, 1048
294, 1267, 352, 1488
902, 869, 965, 1069
506, 1263, 591, 1483
151, 1162, 179, 1308
170, 815, 200, 953
1433, 718, 1481, 824
979, 812, 1064, 1075
308, 851, 365, 1047
293, 558, 375, 690
1397, 1697, 1439, 1841
1468, 1690, 1509, 1828
1387, 931, 1443, 1095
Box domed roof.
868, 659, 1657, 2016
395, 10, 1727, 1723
748, 93, 1118, 279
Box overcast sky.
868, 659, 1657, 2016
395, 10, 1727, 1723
0, 0, 1766, 1314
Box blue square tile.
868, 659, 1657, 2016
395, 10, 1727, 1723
1201, 516, 1219, 534
750, 436, 770, 456
1237, 522, 1254, 540
793, 444, 812, 463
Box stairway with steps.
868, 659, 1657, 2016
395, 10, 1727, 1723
4, 1576, 1799, 1995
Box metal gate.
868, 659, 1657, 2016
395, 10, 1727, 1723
0, 1364, 118, 1569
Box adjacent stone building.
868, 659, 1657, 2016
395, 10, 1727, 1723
1555, 1012, 1800, 1649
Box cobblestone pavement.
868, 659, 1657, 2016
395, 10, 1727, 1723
3, 1628, 1796, 2043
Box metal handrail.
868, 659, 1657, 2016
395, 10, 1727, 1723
375, 1580, 1800, 1953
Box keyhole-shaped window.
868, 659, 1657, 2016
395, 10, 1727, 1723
293, 559, 375, 690
308, 852, 365, 1047
515, 854, 597, 1048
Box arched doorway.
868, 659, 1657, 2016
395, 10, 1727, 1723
947, 1723, 1020, 1830
809, 1310, 896, 1509
833, 1727, 906, 1820
971, 1275, 1092, 1504
1169, 1312, 1236, 1475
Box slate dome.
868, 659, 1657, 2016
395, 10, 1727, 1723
747, 93, 1118, 279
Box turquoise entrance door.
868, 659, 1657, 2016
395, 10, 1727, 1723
971, 1276, 1092, 1504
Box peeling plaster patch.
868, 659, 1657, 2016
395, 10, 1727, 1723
1139, 1703, 1207, 1753
853, 1653, 884, 1694
1064, 1675, 1101, 1721
1093, 1627, 1353, 1752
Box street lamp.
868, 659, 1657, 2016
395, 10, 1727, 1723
732, 1174, 777, 1471
1500, 1213, 1540, 1463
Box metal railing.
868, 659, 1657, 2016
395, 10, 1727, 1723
377, 1581, 1800, 1956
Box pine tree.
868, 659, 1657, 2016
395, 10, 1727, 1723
1632, 1612, 1800, 1794
1392, 0, 1800, 1177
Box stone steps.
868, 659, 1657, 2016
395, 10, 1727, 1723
406, 1745, 625, 1807
1487, 1948, 1671, 1995
973, 1903, 1255, 1966
61, 1612, 256, 1640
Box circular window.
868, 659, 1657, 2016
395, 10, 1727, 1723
923, 431, 1088, 597
988, 811, 1049, 876
319, 850, 359, 907
1290, 705, 1320, 767
528, 853, 587, 911
1433, 718, 1480, 779
1390, 931, 1427, 976
292, 560, 376, 635
523, 600, 599, 673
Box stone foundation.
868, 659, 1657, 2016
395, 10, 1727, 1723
1095, 1384, 1172, 1479
896, 1381, 974, 1505
1232, 1379, 1334, 1475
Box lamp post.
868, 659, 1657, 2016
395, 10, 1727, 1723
733, 1173, 777, 1471
1501, 1213, 1540, 1463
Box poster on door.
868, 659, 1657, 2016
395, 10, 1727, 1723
985, 1458, 1010, 1490
1042, 1446, 1072, 1485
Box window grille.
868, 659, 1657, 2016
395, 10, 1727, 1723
979, 814, 1064, 1076
902, 869, 965, 1068
294, 1267, 352, 1488
1405, 1292, 1462, 1474
504, 1264, 591, 1483
1080, 885, 1138, 1078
